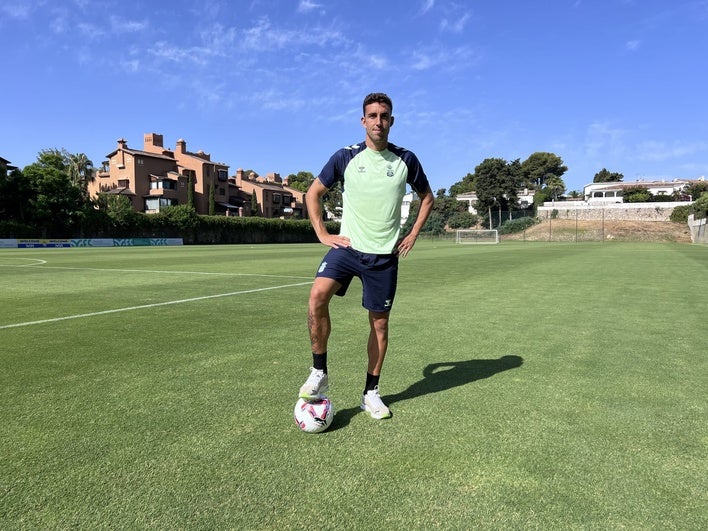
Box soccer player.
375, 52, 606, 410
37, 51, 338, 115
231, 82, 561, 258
298, 92, 434, 419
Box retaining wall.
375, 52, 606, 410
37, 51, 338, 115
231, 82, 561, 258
688, 215, 708, 244
537, 202, 687, 222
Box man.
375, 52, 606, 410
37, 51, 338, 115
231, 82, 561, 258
299, 92, 434, 419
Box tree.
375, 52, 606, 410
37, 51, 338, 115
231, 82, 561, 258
0, 166, 31, 222
473, 158, 521, 213
250, 190, 259, 215
521, 152, 568, 188
447, 211, 478, 229
65, 151, 95, 199
323, 181, 343, 219
98, 193, 135, 229
545, 175, 566, 201
23, 150, 85, 236
448, 172, 475, 197
684, 181, 708, 201
187, 174, 194, 208
692, 192, 708, 219
208, 177, 215, 215
623, 185, 652, 203
421, 211, 446, 235
287, 171, 314, 192
593, 168, 624, 183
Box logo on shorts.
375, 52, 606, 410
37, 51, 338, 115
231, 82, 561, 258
318, 261, 327, 273
384, 299, 392, 309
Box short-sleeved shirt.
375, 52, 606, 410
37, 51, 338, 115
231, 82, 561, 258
317, 142, 430, 255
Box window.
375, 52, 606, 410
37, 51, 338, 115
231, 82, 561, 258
218, 169, 228, 181
150, 180, 176, 190
283, 195, 292, 204
273, 193, 281, 204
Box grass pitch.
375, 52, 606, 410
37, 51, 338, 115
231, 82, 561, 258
1, 241, 706, 529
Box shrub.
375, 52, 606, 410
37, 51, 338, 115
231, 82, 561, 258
670, 204, 691, 223
447, 211, 478, 229
692, 192, 708, 219
499, 216, 537, 234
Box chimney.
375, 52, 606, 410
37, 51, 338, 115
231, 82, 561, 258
176, 139, 186, 154
117, 138, 128, 149
144, 133, 164, 150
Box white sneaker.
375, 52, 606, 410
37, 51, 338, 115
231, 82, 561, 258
298, 368, 329, 401
361, 386, 391, 419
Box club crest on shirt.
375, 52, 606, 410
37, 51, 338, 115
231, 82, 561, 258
386, 164, 394, 177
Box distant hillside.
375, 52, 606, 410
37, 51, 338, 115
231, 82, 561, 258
502, 219, 692, 243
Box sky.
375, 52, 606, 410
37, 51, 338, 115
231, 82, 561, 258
1, 0, 707, 195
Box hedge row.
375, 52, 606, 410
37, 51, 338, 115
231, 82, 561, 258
0, 213, 341, 245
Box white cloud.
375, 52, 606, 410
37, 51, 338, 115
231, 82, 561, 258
440, 11, 471, 33
636, 140, 708, 162
625, 39, 641, 51
420, 0, 435, 15
109, 15, 148, 34
0, 2, 33, 19
409, 43, 479, 72
120, 59, 140, 74
297, 0, 324, 14
584, 121, 628, 161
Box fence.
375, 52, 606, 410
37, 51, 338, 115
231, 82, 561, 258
502, 212, 690, 243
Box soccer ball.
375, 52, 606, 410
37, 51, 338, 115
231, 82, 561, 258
294, 397, 334, 433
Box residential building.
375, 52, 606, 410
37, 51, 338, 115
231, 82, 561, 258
232, 170, 307, 219
455, 188, 536, 214
0, 156, 17, 173
583, 178, 703, 204
401, 192, 414, 226
89, 134, 237, 215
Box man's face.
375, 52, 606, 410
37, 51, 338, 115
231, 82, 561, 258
361, 102, 394, 147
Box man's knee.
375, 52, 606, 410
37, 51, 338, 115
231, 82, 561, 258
310, 278, 339, 310
369, 311, 390, 335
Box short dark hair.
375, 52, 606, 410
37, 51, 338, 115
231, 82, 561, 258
362, 92, 393, 115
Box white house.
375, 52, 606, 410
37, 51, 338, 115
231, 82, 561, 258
455, 189, 536, 214
583, 177, 704, 204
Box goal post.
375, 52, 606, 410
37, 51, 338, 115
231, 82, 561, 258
455, 229, 499, 244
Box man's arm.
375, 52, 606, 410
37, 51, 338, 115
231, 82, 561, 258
306, 178, 351, 249
396, 185, 434, 258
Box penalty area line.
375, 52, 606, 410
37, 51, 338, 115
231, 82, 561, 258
0, 281, 312, 330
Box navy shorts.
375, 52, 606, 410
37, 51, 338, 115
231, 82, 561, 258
315, 247, 399, 313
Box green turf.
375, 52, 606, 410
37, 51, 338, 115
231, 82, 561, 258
1, 242, 706, 529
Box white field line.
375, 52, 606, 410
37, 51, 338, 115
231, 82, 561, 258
0, 281, 312, 330
0, 262, 312, 280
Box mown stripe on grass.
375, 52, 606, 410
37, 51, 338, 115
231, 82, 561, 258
0, 281, 312, 330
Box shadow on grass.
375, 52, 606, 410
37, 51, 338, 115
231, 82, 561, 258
329, 355, 523, 431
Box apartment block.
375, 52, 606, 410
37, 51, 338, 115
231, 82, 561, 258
90, 133, 237, 215
232, 169, 307, 219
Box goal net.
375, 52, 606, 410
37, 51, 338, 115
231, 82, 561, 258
455, 229, 499, 244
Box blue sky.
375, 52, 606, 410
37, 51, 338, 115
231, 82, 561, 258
1, 0, 706, 194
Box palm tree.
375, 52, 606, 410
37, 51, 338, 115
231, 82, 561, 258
65, 151, 95, 199
545, 175, 566, 201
